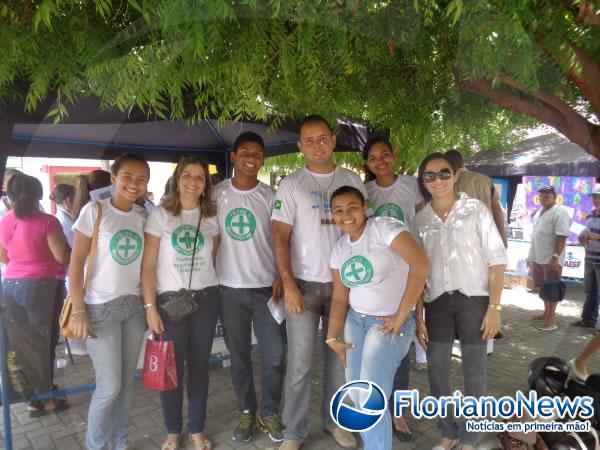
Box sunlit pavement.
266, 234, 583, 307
1, 282, 597, 449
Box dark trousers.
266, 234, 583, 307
581, 262, 600, 327
219, 286, 286, 416
389, 352, 410, 415
2, 278, 58, 397
425, 291, 488, 448
159, 286, 220, 434
50, 280, 66, 381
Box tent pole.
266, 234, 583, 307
0, 119, 14, 450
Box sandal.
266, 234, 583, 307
536, 324, 558, 331
160, 440, 180, 450
160, 434, 182, 450
28, 398, 69, 418
190, 435, 212, 450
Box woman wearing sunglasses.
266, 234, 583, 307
413, 153, 507, 450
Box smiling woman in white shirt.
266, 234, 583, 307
326, 185, 429, 450
412, 153, 507, 450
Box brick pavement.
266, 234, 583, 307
1, 283, 599, 450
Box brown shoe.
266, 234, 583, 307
324, 427, 357, 448
279, 439, 301, 450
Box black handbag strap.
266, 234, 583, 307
188, 211, 202, 289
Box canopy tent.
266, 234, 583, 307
0, 94, 380, 177
464, 133, 599, 219
465, 133, 600, 177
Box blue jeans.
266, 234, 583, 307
2, 278, 58, 396
345, 308, 415, 450
159, 286, 220, 434
282, 279, 344, 442
581, 263, 600, 327
85, 295, 145, 450
219, 286, 286, 416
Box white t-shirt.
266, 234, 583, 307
272, 167, 368, 283
144, 206, 219, 294
73, 198, 147, 305
331, 217, 409, 316
366, 175, 423, 225
215, 179, 277, 288
529, 205, 571, 265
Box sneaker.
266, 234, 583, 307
258, 413, 284, 442
232, 412, 255, 442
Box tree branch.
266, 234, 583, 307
537, 38, 600, 122
458, 76, 600, 158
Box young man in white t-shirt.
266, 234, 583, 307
214, 132, 286, 443
272, 115, 367, 449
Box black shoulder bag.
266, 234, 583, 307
157, 212, 202, 322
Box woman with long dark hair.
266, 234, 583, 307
362, 137, 426, 441
68, 154, 150, 450
0, 174, 70, 415
73, 169, 112, 220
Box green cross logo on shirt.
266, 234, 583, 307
171, 224, 205, 256
109, 230, 143, 265
340, 255, 374, 287
374, 203, 405, 221
225, 208, 257, 241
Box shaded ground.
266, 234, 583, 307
1, 283, 598, 450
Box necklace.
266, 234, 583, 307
307, 166, 337, 199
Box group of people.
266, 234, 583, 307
0, 114, 510, 450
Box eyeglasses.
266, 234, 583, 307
422, 169, 453, 183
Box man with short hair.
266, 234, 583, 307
528, 185, 571, 331
572, 186, 600, 329
272, 115, 366, 449
215, 132, 286, 442
445, 149, 507, 247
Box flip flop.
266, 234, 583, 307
190, 436, 212, 450
536, 324, 558, 331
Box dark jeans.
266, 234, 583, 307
220, 286, 286, 416
159, 286, 220, 434
425, 291, 488, 448
50, 280, 66, 381
581, 263, 600, 327
2, 278, 58, 396
389, 352, 410, 415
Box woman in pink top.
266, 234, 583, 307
0, 174, 70, 416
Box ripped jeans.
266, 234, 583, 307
345, 308, 415, 450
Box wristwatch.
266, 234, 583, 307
551, 253, 559, 259
143, 303, 156, 310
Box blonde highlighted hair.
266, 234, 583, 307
161, 156, 217, 217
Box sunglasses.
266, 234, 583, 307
422, 169, 453, 183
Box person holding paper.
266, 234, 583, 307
214, 132, 286, 443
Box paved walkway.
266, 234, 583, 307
1, 283, 598, 450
